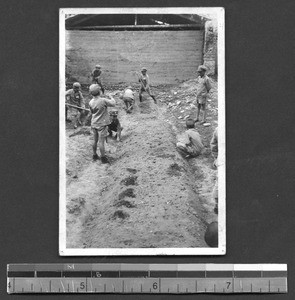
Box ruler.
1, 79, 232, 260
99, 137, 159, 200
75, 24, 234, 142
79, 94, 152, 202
7, 263, 287, 294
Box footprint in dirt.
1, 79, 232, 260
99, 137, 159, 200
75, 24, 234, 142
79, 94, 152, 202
120, 176, 138, 186
115, 188, 136, 208
126, 168, 137, 174
118, 188, 136, 199
114, 200, 136, 208
111, 210, 129, 220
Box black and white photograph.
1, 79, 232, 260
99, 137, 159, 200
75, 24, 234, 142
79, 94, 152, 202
59, 7, 225, 255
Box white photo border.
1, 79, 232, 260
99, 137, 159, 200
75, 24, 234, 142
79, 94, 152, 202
59, 7, 225, 256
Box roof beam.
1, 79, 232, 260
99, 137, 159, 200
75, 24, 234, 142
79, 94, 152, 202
179, 14, 208, 23
66, 24, 203, 31
68, 14, 98, 26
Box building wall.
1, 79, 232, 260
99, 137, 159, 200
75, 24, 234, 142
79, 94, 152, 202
203, 20, 218, 75
66, 30, 204, 85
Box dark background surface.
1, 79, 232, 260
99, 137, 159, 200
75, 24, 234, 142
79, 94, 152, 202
0, 0, 295, 299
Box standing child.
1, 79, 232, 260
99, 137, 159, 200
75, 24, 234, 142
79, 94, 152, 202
195, 65, 212, 124
65, 82, 86, 128
122, 86, 135, 113
138, 67, 156, 104
91, 64, 105, 94
88, 84, 116, 163
176, 118, 204, 158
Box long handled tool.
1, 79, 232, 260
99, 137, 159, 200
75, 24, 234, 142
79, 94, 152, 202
135, 71, 147, 92
134, 71, 157, 105
66, 103, 90, 112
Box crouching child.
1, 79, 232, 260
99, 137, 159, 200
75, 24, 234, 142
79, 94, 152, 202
176, 118, 204, 158
108, 110, 123, 142
122, 86, 135, 113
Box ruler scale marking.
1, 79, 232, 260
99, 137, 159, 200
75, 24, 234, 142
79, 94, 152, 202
7, 264, 287, 294
232, 271, 234, 292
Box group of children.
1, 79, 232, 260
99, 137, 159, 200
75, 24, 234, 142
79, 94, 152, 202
174, 64, 217, 214
65, 64, 213, 165
65, 65, 157, 163
175, 64, 212, 158
66, 63, 218, 212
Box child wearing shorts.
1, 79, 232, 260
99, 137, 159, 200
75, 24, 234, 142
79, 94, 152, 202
195, 65, 212, 124
88, 84, 115, 163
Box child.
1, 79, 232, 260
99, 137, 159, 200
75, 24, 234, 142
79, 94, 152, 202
195, 65, 212, 124
88, 84, 116, 163
138, 67, 156, 104
122, 86, 135, 113
108, 110, 123, 142
91, 64, 105, 94
176, 118, 204, 157
65, 82, 86, 128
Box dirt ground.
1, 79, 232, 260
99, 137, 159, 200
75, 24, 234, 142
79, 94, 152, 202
65, 78, 218, 249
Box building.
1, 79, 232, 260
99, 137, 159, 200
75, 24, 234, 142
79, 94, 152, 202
65, 14, 215, 85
